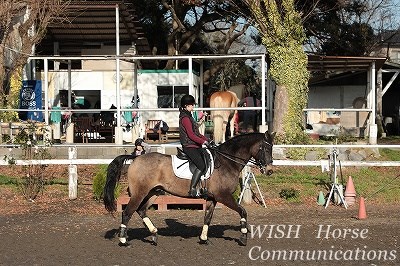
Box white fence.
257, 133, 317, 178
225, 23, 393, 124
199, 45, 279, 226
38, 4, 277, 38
1, 143, 400, 167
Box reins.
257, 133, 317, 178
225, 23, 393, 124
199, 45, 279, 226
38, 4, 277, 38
208, 140, 272, 170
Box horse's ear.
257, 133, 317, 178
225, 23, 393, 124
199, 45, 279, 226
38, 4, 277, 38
271, 131, 276, 140
264, 131, 276, 143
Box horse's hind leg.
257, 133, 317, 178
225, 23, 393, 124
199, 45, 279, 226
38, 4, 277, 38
118, 192, 148, 246
199, 199, 217, 244
137, 194, 159, 245
218, 194, 248, 246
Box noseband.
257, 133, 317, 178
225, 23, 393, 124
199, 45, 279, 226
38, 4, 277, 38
212, 140, 273, 173
250, 140, 273, 174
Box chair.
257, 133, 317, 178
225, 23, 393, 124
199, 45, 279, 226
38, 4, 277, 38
96, 117, 115, 143
145, 119, 167, 142
74, 116, 95, 143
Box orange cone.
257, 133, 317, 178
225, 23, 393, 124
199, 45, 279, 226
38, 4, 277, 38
358, 197, 367, 219
344, 176, 356, 206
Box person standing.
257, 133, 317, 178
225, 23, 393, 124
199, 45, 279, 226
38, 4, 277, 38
179, 94, 213, 197
238, 93, 261, 133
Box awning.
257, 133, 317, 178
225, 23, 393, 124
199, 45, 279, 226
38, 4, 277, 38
36, 1, 151, 57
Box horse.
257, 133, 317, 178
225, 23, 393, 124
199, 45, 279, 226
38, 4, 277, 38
209, 90, 239, 144
103, 131, 274, 246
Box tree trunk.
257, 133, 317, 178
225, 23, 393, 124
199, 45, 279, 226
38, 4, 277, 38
272, 84, 288, 134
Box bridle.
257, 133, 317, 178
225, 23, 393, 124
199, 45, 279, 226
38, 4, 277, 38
210, 140, 273, 174
251, 140, 273, 174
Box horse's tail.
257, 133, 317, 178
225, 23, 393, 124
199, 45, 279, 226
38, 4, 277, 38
213, 113, 224, 143
211, 93, 229, 143
103, 154, 136, 212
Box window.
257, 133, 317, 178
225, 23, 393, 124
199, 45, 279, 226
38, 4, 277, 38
157, 86, 189, 108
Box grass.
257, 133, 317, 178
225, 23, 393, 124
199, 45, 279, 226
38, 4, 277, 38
0, 175, 18, 185
1, 147, 400, 205
256, 164, 400, 205
380, 148, 400, 161
0, 175, 68, 186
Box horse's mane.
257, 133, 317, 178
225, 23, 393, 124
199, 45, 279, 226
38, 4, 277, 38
218, 133, 264, 154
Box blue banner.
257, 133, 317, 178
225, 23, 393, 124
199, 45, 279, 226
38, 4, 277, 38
18, 80, 43, 121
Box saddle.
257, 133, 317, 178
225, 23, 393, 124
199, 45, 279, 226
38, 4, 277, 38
171, 148, 214, 180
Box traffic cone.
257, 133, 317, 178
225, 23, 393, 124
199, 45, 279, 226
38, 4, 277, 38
357, 197, 367, 220
344, 176, 356, 206
317, 191, 325, 205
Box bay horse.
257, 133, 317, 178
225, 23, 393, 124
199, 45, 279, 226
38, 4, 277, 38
209, 90, 239, 144
103, 131, 274, 246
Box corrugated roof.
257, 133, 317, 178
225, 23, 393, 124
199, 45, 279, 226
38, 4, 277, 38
308, 55, 386, 72
36, 0, 151, 57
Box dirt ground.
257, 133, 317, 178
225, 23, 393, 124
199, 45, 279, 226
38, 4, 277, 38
0, 182, 399, 266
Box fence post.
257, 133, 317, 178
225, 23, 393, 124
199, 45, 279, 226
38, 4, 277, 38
66, 122, 74, 143
68, 147, 78, 199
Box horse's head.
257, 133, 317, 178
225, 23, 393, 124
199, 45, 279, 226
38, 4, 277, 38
254, 131, 274, 175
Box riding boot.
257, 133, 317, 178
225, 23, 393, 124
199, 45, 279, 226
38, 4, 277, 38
188, 168, 203, 198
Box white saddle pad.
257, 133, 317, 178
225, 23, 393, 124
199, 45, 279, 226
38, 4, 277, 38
171, 149, 214, 180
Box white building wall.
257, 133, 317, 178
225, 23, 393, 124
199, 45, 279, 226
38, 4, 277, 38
307, 85, 368, 135
136, 71, 199, 128
45, 70, 199, 139
308, 85, 366, 109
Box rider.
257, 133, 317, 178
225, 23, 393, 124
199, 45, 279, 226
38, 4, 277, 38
179, 94, 213, 197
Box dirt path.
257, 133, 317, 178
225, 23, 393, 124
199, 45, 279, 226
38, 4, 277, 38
0, 199, 399, 266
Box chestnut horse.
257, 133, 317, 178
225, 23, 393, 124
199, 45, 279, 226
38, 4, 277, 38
209, 90, 239, 143
103, 131, 274, 246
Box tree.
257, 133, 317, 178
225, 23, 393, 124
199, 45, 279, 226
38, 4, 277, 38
300, 0, 400, 55
236, 0, 309, 143
132, 0, 254, 88
0, 0, 68, 105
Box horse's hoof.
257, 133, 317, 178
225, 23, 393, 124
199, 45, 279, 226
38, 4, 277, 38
239, 235, 247, 246
151, 233, 158, 246
199, 239, 209, 245
118, 241, 131, 247
198, 237, 209, 245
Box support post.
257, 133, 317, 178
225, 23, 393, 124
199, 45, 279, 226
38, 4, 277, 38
68, 147, 78, 200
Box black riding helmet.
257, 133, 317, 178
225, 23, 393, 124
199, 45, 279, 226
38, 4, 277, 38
180, 94, 196, 107
134, 138, 144, 146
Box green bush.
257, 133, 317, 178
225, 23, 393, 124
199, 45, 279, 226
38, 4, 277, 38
92, 165, 121, 201
0, 175, 18, 185
279, 188, 299, 200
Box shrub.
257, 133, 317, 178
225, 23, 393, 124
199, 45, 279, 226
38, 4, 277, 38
279, 188, 299, 200
3, 122, 53, 201
92, 165, 121, 201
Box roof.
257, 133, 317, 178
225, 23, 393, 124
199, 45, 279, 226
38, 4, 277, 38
36, 0, 151, 56
307, 55, 387, 72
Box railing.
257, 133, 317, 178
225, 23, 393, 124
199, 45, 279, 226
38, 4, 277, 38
1, 143, 400, 167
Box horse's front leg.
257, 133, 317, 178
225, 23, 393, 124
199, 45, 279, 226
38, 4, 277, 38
219, 194, 248, 246
199, 199, 217, 245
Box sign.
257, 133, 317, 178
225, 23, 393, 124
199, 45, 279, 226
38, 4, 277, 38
18, 80, 43, 121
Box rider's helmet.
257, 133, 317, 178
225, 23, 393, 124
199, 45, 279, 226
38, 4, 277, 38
180, 95, 196, 107
134, 138, 144, 147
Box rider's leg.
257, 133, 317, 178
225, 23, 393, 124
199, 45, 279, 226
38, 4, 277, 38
183, 148, 206, 197
189, 168, 202, 197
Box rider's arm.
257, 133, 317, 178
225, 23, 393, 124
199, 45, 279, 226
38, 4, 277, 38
181, 117, 208, 145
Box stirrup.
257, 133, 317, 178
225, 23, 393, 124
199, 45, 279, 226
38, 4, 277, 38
200, 188, 208, 199
188, 188, 200, 198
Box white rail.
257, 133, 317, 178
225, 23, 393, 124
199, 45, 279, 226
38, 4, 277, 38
1, 143, 399, 166
1, 158, 400, 167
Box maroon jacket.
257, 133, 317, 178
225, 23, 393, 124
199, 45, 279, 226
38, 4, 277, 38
179, 110, 208, 148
